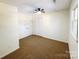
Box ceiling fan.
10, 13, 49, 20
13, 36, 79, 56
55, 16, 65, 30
34, 8, 45, 13
34, 0, 56, 13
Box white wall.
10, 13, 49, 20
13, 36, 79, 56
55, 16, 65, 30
68, 0, 78, 59
18, 12, 32, 39
0, 3, 19, 58
32, 10, 69, 43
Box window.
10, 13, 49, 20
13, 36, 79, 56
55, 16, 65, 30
72, 7, 78, 42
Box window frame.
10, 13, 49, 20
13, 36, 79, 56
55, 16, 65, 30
72, 6, 78, 42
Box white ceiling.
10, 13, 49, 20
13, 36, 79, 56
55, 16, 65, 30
0, 0, 71, 13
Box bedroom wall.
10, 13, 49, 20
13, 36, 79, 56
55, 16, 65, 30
32, 10, 69, 43
0, 2, 19, 58
18, 12, 32, 39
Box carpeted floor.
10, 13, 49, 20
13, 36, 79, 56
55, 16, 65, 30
2, 35, 70, 59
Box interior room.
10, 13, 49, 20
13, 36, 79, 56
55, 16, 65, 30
0, 0, 78, 59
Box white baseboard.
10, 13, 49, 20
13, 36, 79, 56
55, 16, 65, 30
19, 34, 32, 40
0, 46, 19, 59
32, 34, 68, 43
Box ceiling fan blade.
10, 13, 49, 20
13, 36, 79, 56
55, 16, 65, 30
41, 9, 45, 13
35, 9, 38, 11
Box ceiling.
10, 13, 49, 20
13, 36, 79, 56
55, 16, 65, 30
0, 0, 71, 13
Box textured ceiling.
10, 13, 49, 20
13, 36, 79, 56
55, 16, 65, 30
0, 0, 71, 13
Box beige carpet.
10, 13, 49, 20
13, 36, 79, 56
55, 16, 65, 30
2, 35, 70, 59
